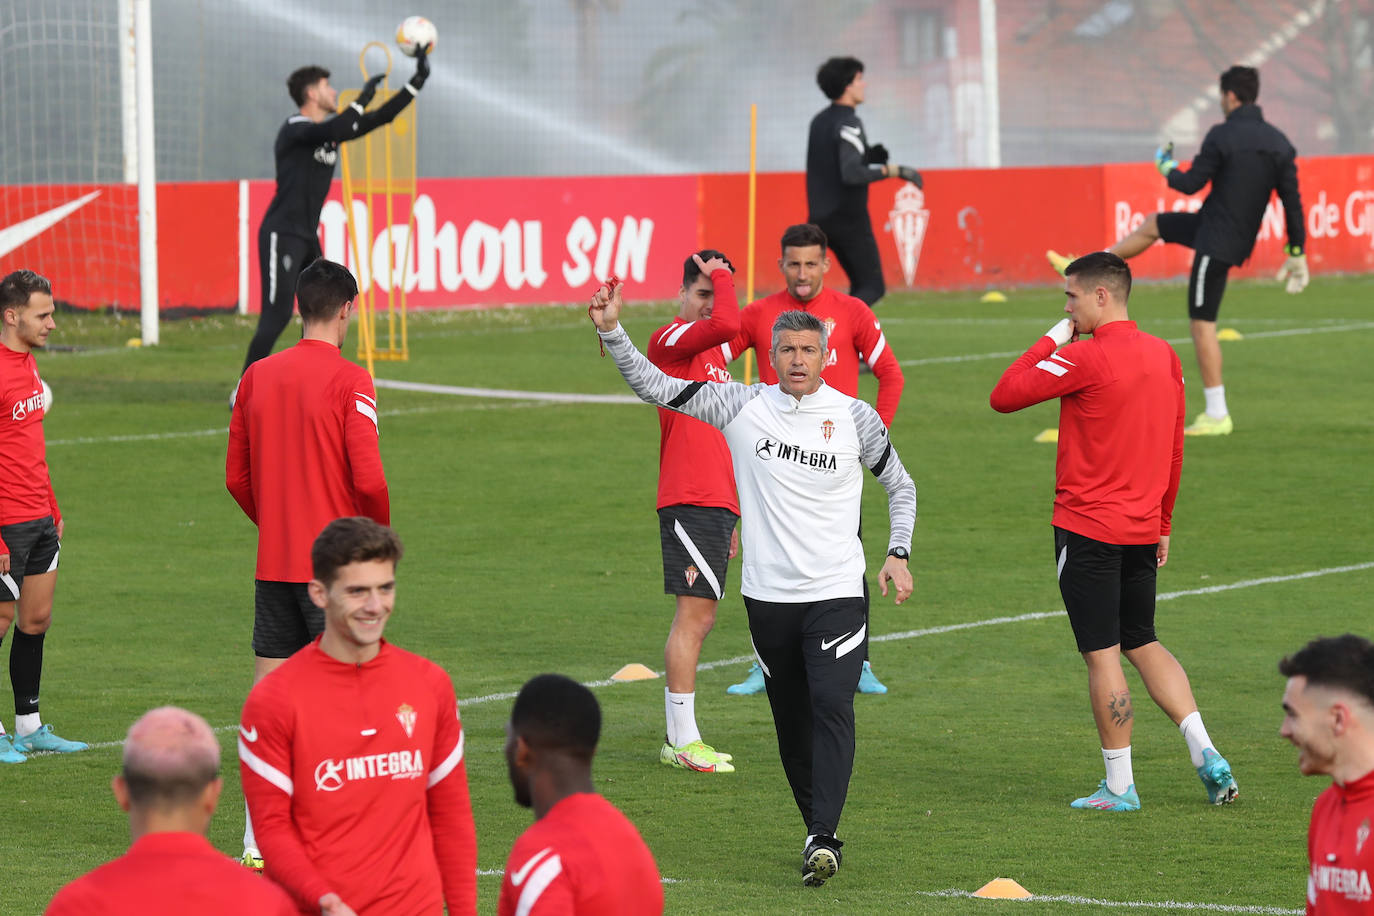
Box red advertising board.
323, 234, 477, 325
1, 156, 1369, 312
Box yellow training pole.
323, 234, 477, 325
744, 103, 758, 385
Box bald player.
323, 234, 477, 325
46, 706, 295, 915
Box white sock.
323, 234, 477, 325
15, 713, 41, 738
1102, 746, 1134, 796
1203, 385, 1228, 419
1179, 711, 1214, 768
244, 806, 257, 853
665, 690, 699, 747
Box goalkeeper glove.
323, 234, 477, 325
1045, 318, 1076, 347
352, 74, 384, 112
1154, 142, 1177, 177
1276, 244, 1309, 294
894, 165, 923, 189
409, 43, 431, 91
865, 143, 890, 165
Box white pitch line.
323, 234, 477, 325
900, 321, 1374, 368
375, 377, 640, 404
924, 888, 1300, 914
48, 559, 1368, 759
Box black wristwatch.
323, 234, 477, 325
887, 547, 909, 561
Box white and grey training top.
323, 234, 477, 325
600, 324, 916, 603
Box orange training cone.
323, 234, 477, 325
610, 663, 659, 682
972, 877, 1032, 899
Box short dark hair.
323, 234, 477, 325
817, 56, 864, 101
771, 309, 829, 353
1065, 251, 1132, 302
681, 249, 734, 287
311, 517, 403, 585
780, 223, 828, 256
510, 674, 600, 760
1279, 634, 1374, 707
0, 269, 53, 312
288, 65, 330, 107
1220, 66, 1259, 105
296, 259, 358, 324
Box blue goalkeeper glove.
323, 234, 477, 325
1154, 142, 1177, 177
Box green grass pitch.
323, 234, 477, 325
4, 275, 1372, 914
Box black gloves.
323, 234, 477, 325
409, 43, 431, 91
354, 74, 384, 110
895, 165, 923, 188
865, 143, 890, 165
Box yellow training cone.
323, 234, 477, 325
611, 663, 659, 682
1034, 428, 1059, 444
1217, 328, 1244, 341
973, 877, 1032, 899
980, 291, 1008, 303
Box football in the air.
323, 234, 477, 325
396, 16, 437, 57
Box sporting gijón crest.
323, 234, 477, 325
684, 565, 699, 588
396, 703, 417, 738
821, 419, 835, 442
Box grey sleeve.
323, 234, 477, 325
599, 325, 755, 428
838, 122, 887, 187
849, 399, 917, 550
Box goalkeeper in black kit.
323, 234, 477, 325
236, 44, 431, 387
806, 56, 922, 308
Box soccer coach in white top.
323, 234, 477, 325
590, 282, 916, 888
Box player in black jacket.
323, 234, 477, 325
237, 46, 431, 382
1050, 66, 1307, 436
806, 57, 922, 308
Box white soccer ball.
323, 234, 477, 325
395, 16, 437, 58
41, 380, 52, 413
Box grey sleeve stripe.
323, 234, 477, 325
600, 326, 752, 428
849, 400, 917, 547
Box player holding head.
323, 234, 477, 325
647, 250, 740, 773
722, 223, 905, 696
1048, 65, 1306, 436
499, 674, 663, 915
238, 517, 477, 916
806, 56, 923, 308
992, 252, 1236, 812
226, 258, 389, 869
1278, 634, 1374, 914
0, 269, 86, 764
236, 43, 432, 384
590, 283, 917, 887
46, 706, 296, 914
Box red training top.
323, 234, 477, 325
45, 831, 297, 916
1305, 769, 1374, 915
722, 286, 904, 427
226, 339, 388, 582
238, 638, 476, 916
0, 346, 60, 551
646, 268, 740, 513
990, 321, 1184, 544
498, 793, 664, 916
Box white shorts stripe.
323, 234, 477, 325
356, 400, 379, 433
0, 572, 17, 599
834, 622, 867, 660
268, 232, 279, 305
1194, 255, 1210, 309
1057, 546, 1068, 580
45, 544, 59, 573
427, 724, 465, 788
867, 333, 887, 368
673, 519, 722, 599
238, 738, 293, 796
1035, 359, 1069, 377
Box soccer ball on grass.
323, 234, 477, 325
395, 16, 437, 57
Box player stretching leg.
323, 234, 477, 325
0, 270, 87, 763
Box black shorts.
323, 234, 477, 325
1157, 212, 1231, 321
0, 516, 60, 602
1054, 527, 1159, 653
659, 505, 738, 600
253, 580, 323, 658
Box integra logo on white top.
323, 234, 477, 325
314, 749, 425, 791
753, 438, 838, 472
